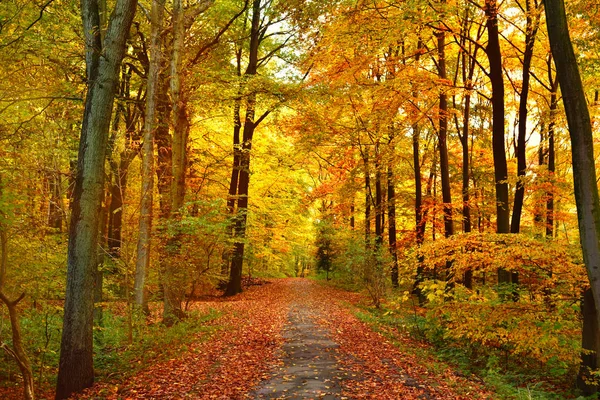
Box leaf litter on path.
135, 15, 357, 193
3, 279, 493, 399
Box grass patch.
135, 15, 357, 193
93, 306, 222, 379
0, 303, 222, 391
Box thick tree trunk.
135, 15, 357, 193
485, 0, 509, 236
160, 0, 189, 324
545, 0, 600, 394
485, 0, 511, 288
95, 190, 108, 325
579, 288, 600, 392
134, 0, 164, 312
170, 0, 188, 215
55, 0, 137, 398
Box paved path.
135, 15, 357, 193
253, 283, 343, 399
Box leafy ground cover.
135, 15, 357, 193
0, 278, 547, 399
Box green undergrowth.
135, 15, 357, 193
93, 306, 222, 380
0, 303, 222, 390
353, 301, 585, 400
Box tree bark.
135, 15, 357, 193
412, 39, 426, 303
134, 0, 164, 312
485, 0, 511, 288
388, 131, 398, 288
158, 0, 190, 325
437, 11, 454, 292
363, 147, 372, 246
437, 5, 453, 241
510, 0, 539, 234
374, 142, 383, 248
460, 46, 477, 288
223, 56, 244, 277
0, 214, 35, 400
547, 56, 558, 238
47, 168, 64, 231
545, 0, 600, 393
0, 290, 35, 400
55, 0, 137, 397
225, 0, 263, 296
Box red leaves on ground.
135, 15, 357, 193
2, 279, 493, 399
293, 282, 493, 399
76, 281, 291, 400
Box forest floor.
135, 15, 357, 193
3, 279, 493, 399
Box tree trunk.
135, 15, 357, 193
0, 290, 35, 400
107, 64, 141, 258
510, 1, 539, 234
458, 8, 477, 241
55, 0, 137, 398
437, 6, 453, 242
134, 0, 164, 312
374, 142, 383, 248
225, 0, 262, 296
547, 57, 558, 238
47, 168, 64, 231
461, 80, 474, 288
170, 0, 188, 216
107, 153, 134, 258
159, 0, 190, 325
94, 189, 108, 326
155, 77, 173, 219
437, 15, 454, 292
545, 0, 600, 393
363, 148, 372, 246
223, 58, 244, 277
226, 93, 256, 296
579, 288, 600, 393
485, 0, 511, 288
412, 37, 426, 303
388, 131, 398, 288
0, 214, 35, 400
